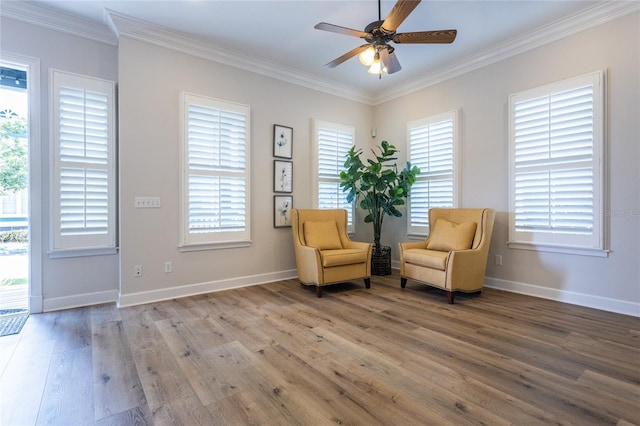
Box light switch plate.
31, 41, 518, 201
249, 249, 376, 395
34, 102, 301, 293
135, 196, 161, 208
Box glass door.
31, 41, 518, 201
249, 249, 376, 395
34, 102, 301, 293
0, 63, 29, 317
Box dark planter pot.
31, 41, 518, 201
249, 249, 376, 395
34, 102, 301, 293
371, 245, 392, 276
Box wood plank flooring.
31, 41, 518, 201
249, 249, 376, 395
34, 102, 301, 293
1, 272, 639, 425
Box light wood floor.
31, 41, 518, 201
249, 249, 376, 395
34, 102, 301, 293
1, 272, 639, 425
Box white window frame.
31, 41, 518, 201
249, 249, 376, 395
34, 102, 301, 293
50, 70, 116, 257
508, 71, 606, 257
407, 110, 460, 237
311, 119, 355, 233
179, 92, 251, 251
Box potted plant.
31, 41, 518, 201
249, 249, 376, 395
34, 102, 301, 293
340, 140, 420, 275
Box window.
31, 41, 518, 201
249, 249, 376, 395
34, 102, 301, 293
51, 70, 116, 255
312, 119, 355, 232
407, 110, 459, 236
180, 93, 250, 250
508, 71, 605, 255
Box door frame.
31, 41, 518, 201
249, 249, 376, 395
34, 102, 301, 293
1, 52, 42, 313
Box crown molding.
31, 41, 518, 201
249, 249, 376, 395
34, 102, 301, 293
372, 1, 640, 105
104, 10, 374, 105
0, 0, 117, 46
2, 1, 637, 106
0, 1, 372, 103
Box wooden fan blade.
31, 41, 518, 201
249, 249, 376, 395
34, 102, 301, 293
380, 49, 402, 74
325, 44, 371, 68
393, 29, 457, 44
314, 22, 369, 38
381, 0, 421, 34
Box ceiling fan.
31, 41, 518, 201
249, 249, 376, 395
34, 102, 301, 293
314, 0, 457, 77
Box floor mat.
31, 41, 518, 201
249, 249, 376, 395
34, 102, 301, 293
0, 314, 29, 337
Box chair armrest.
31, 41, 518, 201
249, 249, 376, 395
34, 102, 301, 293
399, 240, 427, 276
446, 248, 490, 292
344, 241, 373, 277
344, 240, 372, 252
295, 245, 323, 284
399, 241, 427, 252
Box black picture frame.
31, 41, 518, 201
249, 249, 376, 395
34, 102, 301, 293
274, 160, 293, 193
273, 124, 293, 159
274, 195, 293, 227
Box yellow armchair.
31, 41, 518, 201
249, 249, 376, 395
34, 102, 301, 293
291, 209, 372, 297
399, 208, 495, 304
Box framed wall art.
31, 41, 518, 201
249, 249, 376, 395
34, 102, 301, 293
274, 195, 293, 227
273, 124, 293, 159
274, 160, 293, 193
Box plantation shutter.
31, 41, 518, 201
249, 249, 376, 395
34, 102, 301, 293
513, 86, 594, 232
181, 93, 250, 248
408, 111, 457, 235
59, 87, 110, 236
315, 123, 354, 228
509, 71, 604, 252
52, 71, 115, 252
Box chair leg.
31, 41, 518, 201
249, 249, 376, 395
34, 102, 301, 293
364, 278, 370, 289
400, 277, 407, 288
316, 286, 323, 298
447, 291, 454, 304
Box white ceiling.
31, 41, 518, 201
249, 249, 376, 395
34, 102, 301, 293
8, 0, 631, 102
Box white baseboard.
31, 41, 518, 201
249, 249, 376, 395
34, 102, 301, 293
43, 289, 119, 312
41, 269, 637, 318
118, 269, 298, 308
485, 277, 640, 317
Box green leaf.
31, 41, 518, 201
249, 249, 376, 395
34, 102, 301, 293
0, 117, 28, 196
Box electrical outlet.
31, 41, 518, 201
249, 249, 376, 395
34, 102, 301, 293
164, 261, 172, 273
494, 255, 503, 266
134, 265, 143, 276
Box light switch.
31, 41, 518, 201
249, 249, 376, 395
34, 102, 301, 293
134, 196, 161, 208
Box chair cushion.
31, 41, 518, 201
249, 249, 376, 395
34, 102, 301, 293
403, 249, 449, 270
427, 219, 477, 252
304, 220, 343, 250
321, 249, 368, 267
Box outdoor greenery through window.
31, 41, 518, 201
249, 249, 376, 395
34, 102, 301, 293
180, 92, 250, 249
1, 78, 28, 293
508, 71, 605, 254
313, 119, 355, 232
51, 70, 116, 254
407, 110, 459, 236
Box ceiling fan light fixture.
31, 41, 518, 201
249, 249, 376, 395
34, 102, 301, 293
367, 53, 387, 75
358, 46, 376, 66
368, 63, 388, 75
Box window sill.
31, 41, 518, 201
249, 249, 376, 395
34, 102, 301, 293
507, 241, 609, 258
179, 240, 252, 252
406, 233, 427, 241
48, 247, 118, 259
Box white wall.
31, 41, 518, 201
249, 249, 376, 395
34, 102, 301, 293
0, 17, 119, 312
374, 12, 640, 315
116, 37, 373, 305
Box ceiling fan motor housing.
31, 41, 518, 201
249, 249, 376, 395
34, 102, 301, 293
364, 20, 395, 47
